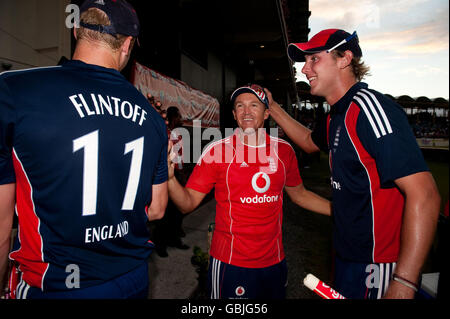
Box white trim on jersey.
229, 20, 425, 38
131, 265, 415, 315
361, 89, 393, 134
225, 142, 237, 265
270, 136, 287, 262
0, 65, 62, 76
195, 137, 231, 166
353, 96, 381, 139
356, 92, 387, 136
273, 149, 286, 261
343, 108, 377, 262
354, 89, 393, 139
269, 135, 296, 151
11, 148, 49, 290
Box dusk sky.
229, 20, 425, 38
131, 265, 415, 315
294, 0, 449, 100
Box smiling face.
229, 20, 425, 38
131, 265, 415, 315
232, 92, 269, 134
301, 50, 357, 105
301, 51, 342, 100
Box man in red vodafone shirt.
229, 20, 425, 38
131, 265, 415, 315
167, 84, 331, 299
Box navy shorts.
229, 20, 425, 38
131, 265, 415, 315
15, 262, 149, 299
334, 255, 396, 299
208, 257, 287, 299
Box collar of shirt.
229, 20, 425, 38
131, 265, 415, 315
62, 59, 125, 79
330, 82, 368, 115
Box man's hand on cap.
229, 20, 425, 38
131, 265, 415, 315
263, 88, 276, 109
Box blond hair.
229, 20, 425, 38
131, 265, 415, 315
332, 50, 371, 81
76, 8, 132, 51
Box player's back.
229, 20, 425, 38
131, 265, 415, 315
1, 60, 167, 291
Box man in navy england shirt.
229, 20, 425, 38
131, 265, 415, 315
266, 29, 440, 299
0, 0, 168, 298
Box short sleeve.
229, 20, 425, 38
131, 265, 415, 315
0, 77, 16, 185
185, 146, 218, 194
311, 115, 329, 152
152, 135, 168, 185
356, 94, 428, 187
284, 144, 302, 187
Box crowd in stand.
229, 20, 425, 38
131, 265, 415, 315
408, 113, 449, 139
295, 108, 449, 139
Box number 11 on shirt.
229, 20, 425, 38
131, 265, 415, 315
73, 130, 144, 216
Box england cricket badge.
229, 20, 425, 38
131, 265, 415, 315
268, 156, 277, 172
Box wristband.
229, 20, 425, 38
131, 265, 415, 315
392, 274, 419, 292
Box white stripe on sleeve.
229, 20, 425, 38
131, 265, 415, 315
361, 89, 393, 134
354, 96, 381, 138
356, 92, 387, 136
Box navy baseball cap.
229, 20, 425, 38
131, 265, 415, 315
79, 0, 140, 38
230, 84, 269, 108
288, 29, 362, 62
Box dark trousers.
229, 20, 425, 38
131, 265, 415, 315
208, 257, 287, 299
334, 256, 397, 299
16, 262, 149, 299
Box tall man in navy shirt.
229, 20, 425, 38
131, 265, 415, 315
267, 29, 440, 299
0, 0, 168, 298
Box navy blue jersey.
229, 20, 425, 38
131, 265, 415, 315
0, 60, 168, 291
312, 82, 428, 263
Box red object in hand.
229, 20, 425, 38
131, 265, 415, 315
303, 274, 346, 299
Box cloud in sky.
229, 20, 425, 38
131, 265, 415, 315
309, 0, 449, 55
362, 26, 448, 55
361, 7, 448, 54
399, 65, 445, 77
309, 0, 431, 29
302, 0, 449, 98
309, 0, 381, 29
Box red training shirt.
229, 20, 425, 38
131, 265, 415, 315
186, 130, 302, 268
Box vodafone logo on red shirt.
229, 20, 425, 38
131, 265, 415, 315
239, 172, 279, 204
252, 172, 270, 193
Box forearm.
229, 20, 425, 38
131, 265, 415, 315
269, 101, 319, 153
383, 173, 441, 299
286, 184, 331, 216
167, 177, 198, 214
146, 200, 167, 221
394, 191, 440, 284
146, 182, 168, 221
0, 239, 11, 293
295, 189, 331, 216
0, 183, 15, 293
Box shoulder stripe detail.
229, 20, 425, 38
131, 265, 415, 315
269, 136, 296, 152
196, 137, 230, 165
354, 88, 393, 139
356, 91, 387, 136
361, 89, 393, 134
353, 96, 381, 138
